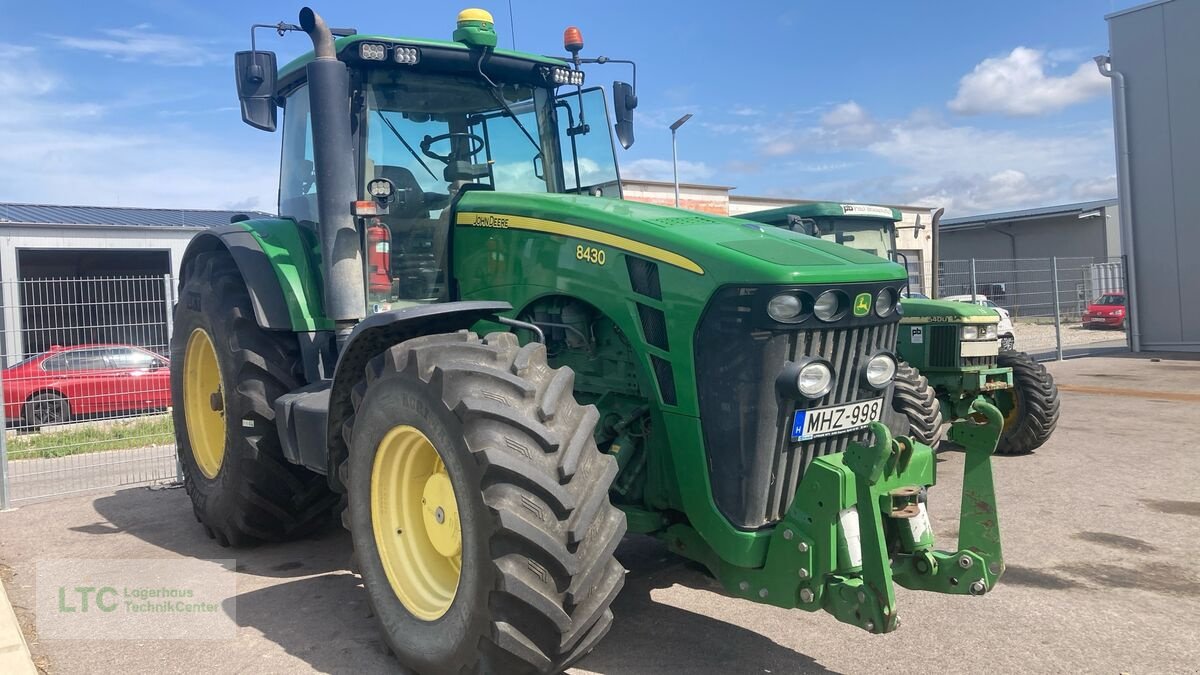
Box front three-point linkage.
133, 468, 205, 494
889, 400, 1005, 597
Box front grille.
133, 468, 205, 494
928, 325, 958, 367
695, 285, 901, 529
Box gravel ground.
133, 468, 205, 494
1013, 319, 1126, 353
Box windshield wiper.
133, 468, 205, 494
377, 111, 438, 181
476, 51, 541, 156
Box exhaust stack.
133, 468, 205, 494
299, 7, 364, 346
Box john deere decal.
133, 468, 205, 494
854, 292, 872, 317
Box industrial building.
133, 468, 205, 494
0, 203, 266, 366
1103, 0, 1200, 352
939, 199, 1121, 262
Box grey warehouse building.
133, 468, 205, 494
940, 199, 1121, 262
1102, 0, 1200, 352
0, 203, 266, 366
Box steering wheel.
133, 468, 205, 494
420, 132, 485, 163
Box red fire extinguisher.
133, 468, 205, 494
367, 218, 391, 298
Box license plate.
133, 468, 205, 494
791, 398, 884, 442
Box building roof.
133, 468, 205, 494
941, 198, 1117, 229
1105, 0, 1179, 20
0, 203, 272, 229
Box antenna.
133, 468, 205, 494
507, 0, 516, 49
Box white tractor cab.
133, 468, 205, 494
942, 295, 1015, 351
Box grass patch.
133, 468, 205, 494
7, 415, 175, 459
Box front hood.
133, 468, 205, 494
454, 192, 906, 285
901, 298, 999, 323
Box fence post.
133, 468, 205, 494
969, 259, 978, 302
0, 364, 10, 510
1051, 256, 1064, 361
164, 274, 184, 484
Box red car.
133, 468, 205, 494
1082, 291, 1127, 329
3, 344, 171, 428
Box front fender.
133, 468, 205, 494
324, 301, 512, 490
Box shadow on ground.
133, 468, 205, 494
576, 535, 833, 674
87, 488, 831, 673
89, 486, 349, 578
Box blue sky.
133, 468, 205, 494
0, 0, 1137, 216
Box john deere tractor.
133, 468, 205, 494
172, 8, 1007, 673
742, 202, 1060, 455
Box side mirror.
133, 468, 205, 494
234, 50, 278, 132
612, 81, 637, 149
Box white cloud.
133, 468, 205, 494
622, 158, 714, 182
48, 26, 222, 67
948, 47, 1109, 116
0, 46, 277, 211
741, 98, 1115, 214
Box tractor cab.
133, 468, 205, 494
745, 202, 904, 262
236, 8, 634, 311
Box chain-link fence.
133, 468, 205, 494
926, 256, 1129, 358
1, 276, 179, 507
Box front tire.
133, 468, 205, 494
888, 360, 944, 447
993, 349, 1060, 455
171, 250, 336, 546
343, 332, 625, 675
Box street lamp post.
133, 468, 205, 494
670, 113, 693, 208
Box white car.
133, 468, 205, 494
942, 294, 1016, 351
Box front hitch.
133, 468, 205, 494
665, 400, 1005, 634
832, 399, 1005, 632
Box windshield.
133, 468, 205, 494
358, 69, 620, 309
1096, 294, 1125, 305
365, 69, 563, 197
806, 217, 896, 259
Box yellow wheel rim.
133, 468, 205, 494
1002, 388, 1020, 429
371, 425, 462, 621
183, 328, 226, 480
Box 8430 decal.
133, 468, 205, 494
576, 245, 606, 265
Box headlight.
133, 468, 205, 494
875, 288, 898, 318
864, 352, 897, 389
359, 43, 388, 61
767, 293, 804, 323
961, 324, 999, 340
814, 291, 845, 322
797, 361, 833, 399
393, 46, 420, 65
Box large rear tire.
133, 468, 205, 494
888, 361, 944, 447
171, 250, 336, 546
342, 331, 625, 675
993, 349, 1060, 455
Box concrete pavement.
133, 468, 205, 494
0, 352, 1197, 673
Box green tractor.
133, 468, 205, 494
172, 8, 1007, 673
741, 202, 1060, 455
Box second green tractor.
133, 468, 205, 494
742, 202, 1061, 455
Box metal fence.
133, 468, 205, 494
1, 276, 180, 508
925, 256, 1129, 359
0, 257, 1130, 508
